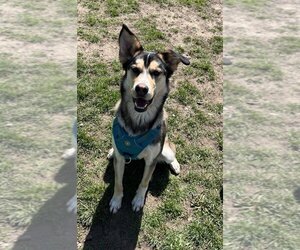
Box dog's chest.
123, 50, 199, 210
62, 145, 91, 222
112, 118, 161, 160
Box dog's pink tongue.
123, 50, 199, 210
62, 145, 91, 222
136, 98, 147, 108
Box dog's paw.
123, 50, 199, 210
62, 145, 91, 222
109, 196, 122, 213
169, 159, 180, 175
62, 147, 76, 160
66, 195, 77, 214
107, 148, 114, 160
132, 193, 145, 212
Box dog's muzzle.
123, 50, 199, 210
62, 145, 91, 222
133, 97, 153, 112
135, 84, 148, 97
133, 83, 154, 112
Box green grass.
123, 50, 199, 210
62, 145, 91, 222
0, 183, 58, 227
285, 103, 300, 113
19, 14, 41, 26
172, 81, 203, 105
1, 30, 47, 43
150, 0, 213, 20
182, 37, 217, 83
229, 39, 267, 58
273, 36, 300, 54
135, 18, 166, 42
225, 59, 283, 82
0, 58, 75, 112
17, 1, 48, 11
224, 80, 256, 101
211, 36, 223, 54
224, 1, 300, 249
186, 60, 215, 81
0, 0, 76, 247
106, 0, 139, 17
288, 131, 300, 151
78, 0, 222, 249
134, 17, 167, 51
150, 0, 207, 9
60, 0, 77, 16
225, 0, 268, 8
241, 60, 282, 80
78, 28, 101, 43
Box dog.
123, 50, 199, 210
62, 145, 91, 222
107, 24, 190, 213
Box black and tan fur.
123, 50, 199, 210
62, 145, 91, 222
108, 24, 190, 213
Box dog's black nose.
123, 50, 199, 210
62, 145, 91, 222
135, 84, 148, 96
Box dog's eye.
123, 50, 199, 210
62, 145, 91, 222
131, 67, 141, 75
152, 70, 161, 77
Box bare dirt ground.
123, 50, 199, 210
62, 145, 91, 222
224, 0, 300, 248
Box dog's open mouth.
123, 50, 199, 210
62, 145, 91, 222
133, 98, 153, 112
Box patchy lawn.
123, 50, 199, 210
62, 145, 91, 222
223, 0, 300, 249
0, 0, 76, 249
77, 0, 222, 249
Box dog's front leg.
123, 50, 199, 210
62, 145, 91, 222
109, 155, 125, 213
132, 160, 157, 212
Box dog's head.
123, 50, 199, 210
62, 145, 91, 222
119, 24, 190, 113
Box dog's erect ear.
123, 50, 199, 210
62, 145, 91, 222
119, 24, 143, 66
159, 50, 190, 75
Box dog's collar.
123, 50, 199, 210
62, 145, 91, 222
112, 118, 161, 160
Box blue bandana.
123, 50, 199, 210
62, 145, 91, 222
112, 118, 161, 160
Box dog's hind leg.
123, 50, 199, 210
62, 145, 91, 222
109, 155, 125, 213
159, 140, 180, 175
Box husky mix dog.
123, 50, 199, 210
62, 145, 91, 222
108, 24, 190, 213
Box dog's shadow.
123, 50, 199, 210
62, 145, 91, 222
83, 160, 170, 250
12, 157, 77, 250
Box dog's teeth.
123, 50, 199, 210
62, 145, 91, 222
135, 103, 147, 109
134, 98, 149, 110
